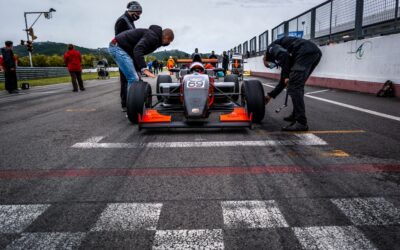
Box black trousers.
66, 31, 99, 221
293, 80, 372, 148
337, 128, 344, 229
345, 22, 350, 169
119, 69, 128, 107
223, 66, 228, 75
287, 52, 322, 125
70, 71, 84, 91
4, 70, 18, 93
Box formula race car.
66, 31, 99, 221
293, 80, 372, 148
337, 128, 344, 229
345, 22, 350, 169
126, 58, 265, 130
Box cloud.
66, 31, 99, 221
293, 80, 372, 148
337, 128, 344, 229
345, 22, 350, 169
0, 0, 323, 54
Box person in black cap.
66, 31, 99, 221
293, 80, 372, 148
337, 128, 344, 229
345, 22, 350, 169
209, 51, 218, 67
115, 1, 142, 112
264, 36, 322, 131
222, 51, 229, 75
1, 41, 19, 94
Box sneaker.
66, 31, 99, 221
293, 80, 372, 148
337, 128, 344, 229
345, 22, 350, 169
282, 122, 309, 132
80, 88, 86, 91
283, 114, 295, 123
121, 107, 127, 112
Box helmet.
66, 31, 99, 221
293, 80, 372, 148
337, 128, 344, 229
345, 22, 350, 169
190, 62, 205, 73
266, 44, 287, 62
127, 1, 142, 13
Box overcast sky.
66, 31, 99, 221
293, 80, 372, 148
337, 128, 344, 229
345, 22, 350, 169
0, 0, 323, 54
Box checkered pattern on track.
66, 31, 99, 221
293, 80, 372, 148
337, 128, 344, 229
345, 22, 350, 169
1, 197, 399, 249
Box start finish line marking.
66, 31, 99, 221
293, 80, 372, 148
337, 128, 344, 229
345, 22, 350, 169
71, 134, 327, 149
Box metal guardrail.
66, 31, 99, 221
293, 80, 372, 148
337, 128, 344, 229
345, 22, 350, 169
0, 67, 69, 82
230, 0, 400, 58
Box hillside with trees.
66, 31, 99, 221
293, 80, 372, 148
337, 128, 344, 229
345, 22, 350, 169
12, 41, 194, 67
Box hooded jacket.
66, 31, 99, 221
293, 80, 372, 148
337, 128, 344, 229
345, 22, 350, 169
266, 37, 321, 80
64, 49, 82, 72
266, 37, 322, 98
115, 25, 163, 71
114, 11, 136, 35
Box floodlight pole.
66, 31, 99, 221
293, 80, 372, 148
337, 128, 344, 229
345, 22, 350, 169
23, 9, 56, 67
24, 13, 33, 67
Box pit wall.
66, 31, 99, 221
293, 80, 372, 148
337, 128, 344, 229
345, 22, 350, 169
245, 33, 400, 97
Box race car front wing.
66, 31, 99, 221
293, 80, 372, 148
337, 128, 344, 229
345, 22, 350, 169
138, 107, 252, 130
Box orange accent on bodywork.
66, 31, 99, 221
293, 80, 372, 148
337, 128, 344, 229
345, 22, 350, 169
220, 107, 251, 122
208, 77, 215, 108
234, 60, 239, 69
139, 109, 171, 123
176, 59, 218, 64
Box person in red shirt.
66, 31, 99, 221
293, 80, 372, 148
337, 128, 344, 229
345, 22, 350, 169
0, 55, 3, 72
64, 44, 85, 92
1, 41, 19, 94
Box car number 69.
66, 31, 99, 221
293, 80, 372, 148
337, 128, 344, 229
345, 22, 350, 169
187, 81, 205, 88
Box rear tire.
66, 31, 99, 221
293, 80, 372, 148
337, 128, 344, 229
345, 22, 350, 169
242, 80, 265, 123
127, 81, 152, 124
156, 75, 172, 101
224, 74, 239, 101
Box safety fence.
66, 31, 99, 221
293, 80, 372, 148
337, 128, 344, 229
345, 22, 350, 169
230, 0, 400, 58
0, 67, 69, 82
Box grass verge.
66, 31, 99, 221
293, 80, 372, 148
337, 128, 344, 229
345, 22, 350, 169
0, 71, 120, 91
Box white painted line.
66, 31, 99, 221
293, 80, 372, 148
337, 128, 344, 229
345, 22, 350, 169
263, 83, 275, 89
6, 232, 86, 250
72, 134, 327, 149
0, 204, 50, 233
306, 89, 330, 95
90, 203, 162, 231
293, 226, 377, 250
263, 83, 400, 122
153, 229, 224, 250
221, 200, 289, 229
82, 136, 104, 143
305, 94, 400, 122
331, 197, 400, 226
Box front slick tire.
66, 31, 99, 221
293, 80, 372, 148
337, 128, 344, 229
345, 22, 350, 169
242, 80, 265, 123
156, 75, 172, 101
224, 74, 239, 101
127, 81, 152, 124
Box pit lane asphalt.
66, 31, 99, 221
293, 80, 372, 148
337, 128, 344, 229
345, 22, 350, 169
0, 75, 399, 249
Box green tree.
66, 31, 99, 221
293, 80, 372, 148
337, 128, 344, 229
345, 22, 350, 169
32, 55, 48, 67
82, 54, 96, 68
17, 56, 31, 67
47, 55, 65, 67
145, 55, 156, 63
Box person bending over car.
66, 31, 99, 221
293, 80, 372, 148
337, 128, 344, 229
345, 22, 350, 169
264, 36, 322, 132
109, 25, 174, 88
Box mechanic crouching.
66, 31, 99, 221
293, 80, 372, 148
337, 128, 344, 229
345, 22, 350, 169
264, 37, 322, 132
108, 25, 174, 87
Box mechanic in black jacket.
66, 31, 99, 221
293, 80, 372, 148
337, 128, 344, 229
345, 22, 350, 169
1, 41, 19, 94
264, 37, 322, 131
222, 51, 229, 75
109, 25, 174, 87
209, 51, 218, 67
115, 1, 142, 111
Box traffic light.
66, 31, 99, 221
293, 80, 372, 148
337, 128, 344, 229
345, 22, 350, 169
27, 28, 38, 41
27, 41, 33, 52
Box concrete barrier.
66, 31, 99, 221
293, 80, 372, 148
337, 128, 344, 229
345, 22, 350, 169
246, 33, 400, 97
